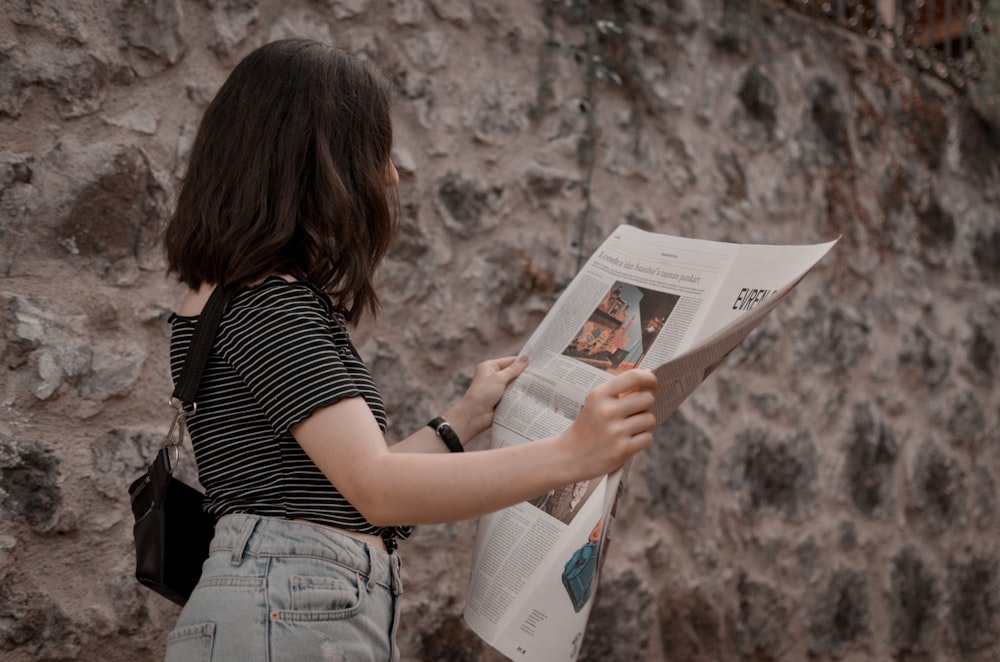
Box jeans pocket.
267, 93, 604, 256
165, 622, 215, 662
282, 572, 364, 621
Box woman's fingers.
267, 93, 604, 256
583, 370, 657, 419
617, 391, 656, 416
621, 410, 657, 438
476, 355, 529, 382
496, 354, 529, 381
462, 356, 531, 422
598, 369, 658, 398
585, 370, 657, 439
489, 356, 519, 370
561, 369, 661, 477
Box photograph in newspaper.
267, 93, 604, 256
561, 281, 679, 374
528, 478, 600, 525
559, 520, 603, 613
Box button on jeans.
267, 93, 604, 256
164, 514, 403, 662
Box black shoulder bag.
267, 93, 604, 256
128, 285, 236, 606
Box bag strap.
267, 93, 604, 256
172, 285, 237, 409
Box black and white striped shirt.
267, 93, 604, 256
169, 277, 411, 543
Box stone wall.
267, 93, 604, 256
1, 0, 998, 660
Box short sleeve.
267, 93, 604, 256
216, 285, 361, 434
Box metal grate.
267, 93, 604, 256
780, 0, 985, 89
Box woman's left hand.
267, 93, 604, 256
454, 355, 529, 437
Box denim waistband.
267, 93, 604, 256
210, 513, 402, 596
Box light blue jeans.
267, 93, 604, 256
164, 514, 402, 662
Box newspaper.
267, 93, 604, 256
462, 225, 838, 661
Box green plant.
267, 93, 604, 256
534, 0, 656, 274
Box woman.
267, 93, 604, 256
162, 38, 657, 661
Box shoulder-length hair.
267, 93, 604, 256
164, 39, 398, 321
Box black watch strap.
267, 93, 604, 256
428, 416, 463, 453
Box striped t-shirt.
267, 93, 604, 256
169, 277, 411, 544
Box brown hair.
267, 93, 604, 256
164, 39, 398, 321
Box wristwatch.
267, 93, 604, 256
427, 416, 463, 453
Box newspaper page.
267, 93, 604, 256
462, 225, 838, 661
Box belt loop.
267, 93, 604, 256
363, 543, 376, 593
390, 554, 403, 597
231, 515, 259, 566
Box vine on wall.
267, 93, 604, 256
533, 0, 658, 275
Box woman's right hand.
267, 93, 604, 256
559, 369, 658, 478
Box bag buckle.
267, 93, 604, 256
169, 396, 197, 418
164, 397, 196, 464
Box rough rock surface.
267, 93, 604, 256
1, 0, 998, 660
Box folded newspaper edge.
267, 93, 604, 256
461, 225, 838, 662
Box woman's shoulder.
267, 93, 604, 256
216, 279, 343, 354
225, 277, 345, 331
170, 277, 341, 331
232, 276, 332, 312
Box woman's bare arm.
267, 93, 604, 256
291, 369, 658, 525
